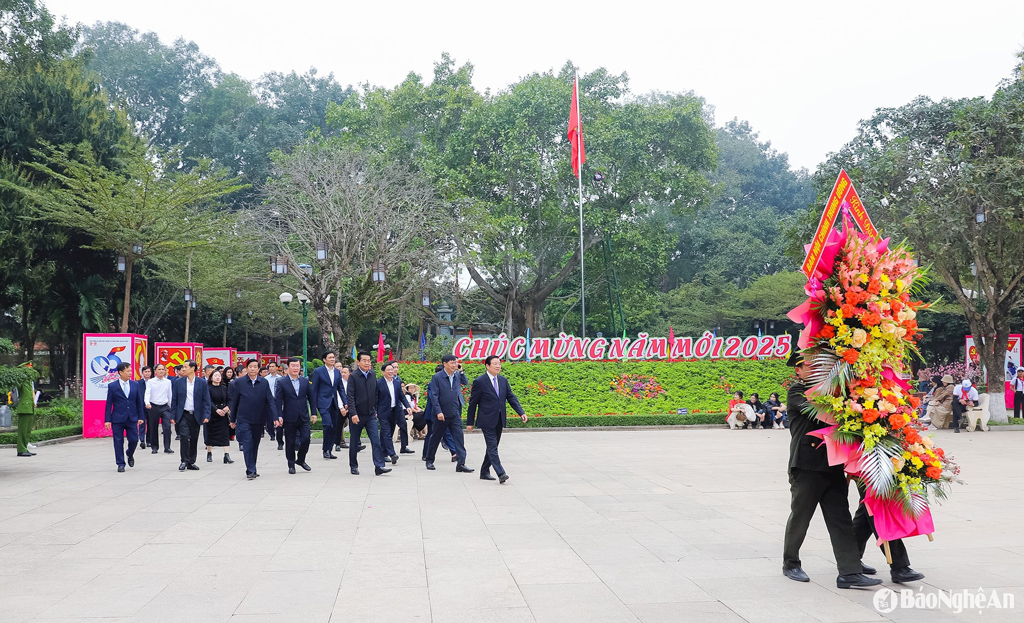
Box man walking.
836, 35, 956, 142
137, 366, 151, 449
345, 351, 389, 475
425, 354, 473, 473
391, 362, 414, 454
104, 362, 145, 472
265, 362, 285, 450
312, 351, 344, 460
782, 352, 879, 588
277, 357, 316, 474
334, 363, 352, 450
144, 364, 175, 454
1013, 369, 1024, 420
170, 360, 211, 472
467, 356, 526, 484
229, 358, 282, 480
376, 362, 412, 465
14, 362, 37, 457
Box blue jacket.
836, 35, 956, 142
376, 376, 410, 421
105, 379, 145, 424
310, 365, 344, 421
427, 370, 466, 421
276, 375, 316, 423
467, 373, 524, 429
228, 374, 281, 428
170, 375, 213, 422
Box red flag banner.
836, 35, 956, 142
802, 169, 878, 277
568, 76, 585, 178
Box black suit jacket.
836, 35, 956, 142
276, 375, 316, 423
786, 381, 834, 473
229, 374, 280, 428
376, 376, 411, 419
347, 368, 378, 418
170, 376, 212, 422
467, 373, 524, 429
427, 370, 465, 421
105, 379, 145, 424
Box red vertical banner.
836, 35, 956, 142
802, 169, 879, 277
568, 76, 585, 178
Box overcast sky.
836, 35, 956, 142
44, 0, 1024, 172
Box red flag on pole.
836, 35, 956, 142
388, 349, 395, 362
376, 332, 385, 363
568, 76, 585, 178
668, 326, 675, 359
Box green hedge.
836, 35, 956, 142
0, 424, 81, 445
394, 359, 791, 416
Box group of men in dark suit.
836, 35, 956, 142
102, 350, 526, 485
783, 351, 925, 589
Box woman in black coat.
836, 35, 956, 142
205, 369, 233, 463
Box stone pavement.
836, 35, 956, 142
0, 427, 1020, 623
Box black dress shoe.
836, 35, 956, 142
456, 464, 475, 473
324, 452, 337, 459
425, 462, 436, 470
140, 442, 146, 449
480, 473, 496, 481
175, 435, 180, 440
299, 462, 311, 471
17, 452, 32, 457
340, 442, 349, 448
254, 472, 260, 477
351, 468, 359, 475
891, 567, 925, 583
179, 462, 187, 471
836, 573, 882, 589
499, 473, 509, 484
288, 466, 296, 474
186, 463, 200, 471
334, 444, 342, 452
451, 455, 458, 462
164, 449, 174, 454
246, 473, 256, 480
207, 452, 213, 462
400, 448, 415, 454
421, 456, 427, 461
861, 564, 877, 575
151, 449, 159, 454
390, 454, 399, 465
127, 457, 135, 468
358, 444, 366, 451
375, 466, 392, 475
117, 465, 125, 472
783, 567, 810, 582
278, 441, 284, 450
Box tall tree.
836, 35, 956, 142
809, 56, 1024, 421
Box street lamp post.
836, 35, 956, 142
280, 291, 310, 373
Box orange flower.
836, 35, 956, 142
844, 291, 861, 306
903, 428, 921, 444
891, 300, 903, 314
861, 312, 882, 327
926, 466, 942, 479
840, 303, 857, 318
867, 280, 882, 294
862, 408, 880, 423
818, 325, 835, 339
843, 349, 860, 364
908, 395, 921, 409
888, 413, 907, 429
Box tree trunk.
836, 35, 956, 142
976, 327, 1010, 424
120, 257, 133, 333
184, 302, 192, 342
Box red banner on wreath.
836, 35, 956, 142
802, 170, 878, 277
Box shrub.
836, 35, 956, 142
395, 359, 791, 416
0, 425, 81, 445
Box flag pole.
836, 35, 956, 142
576, 72, 586, 337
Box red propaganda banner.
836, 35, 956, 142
802, 169, 878, 277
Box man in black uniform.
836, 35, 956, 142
852, 483, 926, 584
783, 351, 881, 589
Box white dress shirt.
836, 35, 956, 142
1014, 376, 1024, 392
184, 377, 195, 411
120, 379, 131, 397
267, 373, 281, 397
386, 377, 396, 407
145, 377, 172, 405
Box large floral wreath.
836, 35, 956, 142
788, 219, 960, 542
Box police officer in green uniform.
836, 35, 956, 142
783, 351, 882, 589
15, 362, 37, 457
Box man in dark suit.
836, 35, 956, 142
277, 357, 317, 474
312, 350, 344, 460
334, 363, 352, 450
170, 359, 212, 472
467, 356, 526, 484
229, 358, 282, 480
425, 354, 473, 473
376, 362, 412, 465
783, 351, 880, 589
345, 351, 389, 475
104, 362, 145, 472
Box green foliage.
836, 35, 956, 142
0, 425, 81, 445
0, 338, 14, 355
0, 364, 38, 393
395, 359, 790, 415
36, 398, 81, 427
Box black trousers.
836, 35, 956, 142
480, 424, 504, 476
110, 421, 138, 467
1014, 391, 1023, 419
396, 411, 409, 450
322, 406, 340, 455
783, 467, 862, 575
178, 411, 202, 465
853, 486, 910, 569
349, 414, 385, 469
235, 419, 262, 475
425, 415, 466, 465
147, 403, 172, 450
284, 419, 311, 467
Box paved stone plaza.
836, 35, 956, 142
0, 428, 1020, 623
